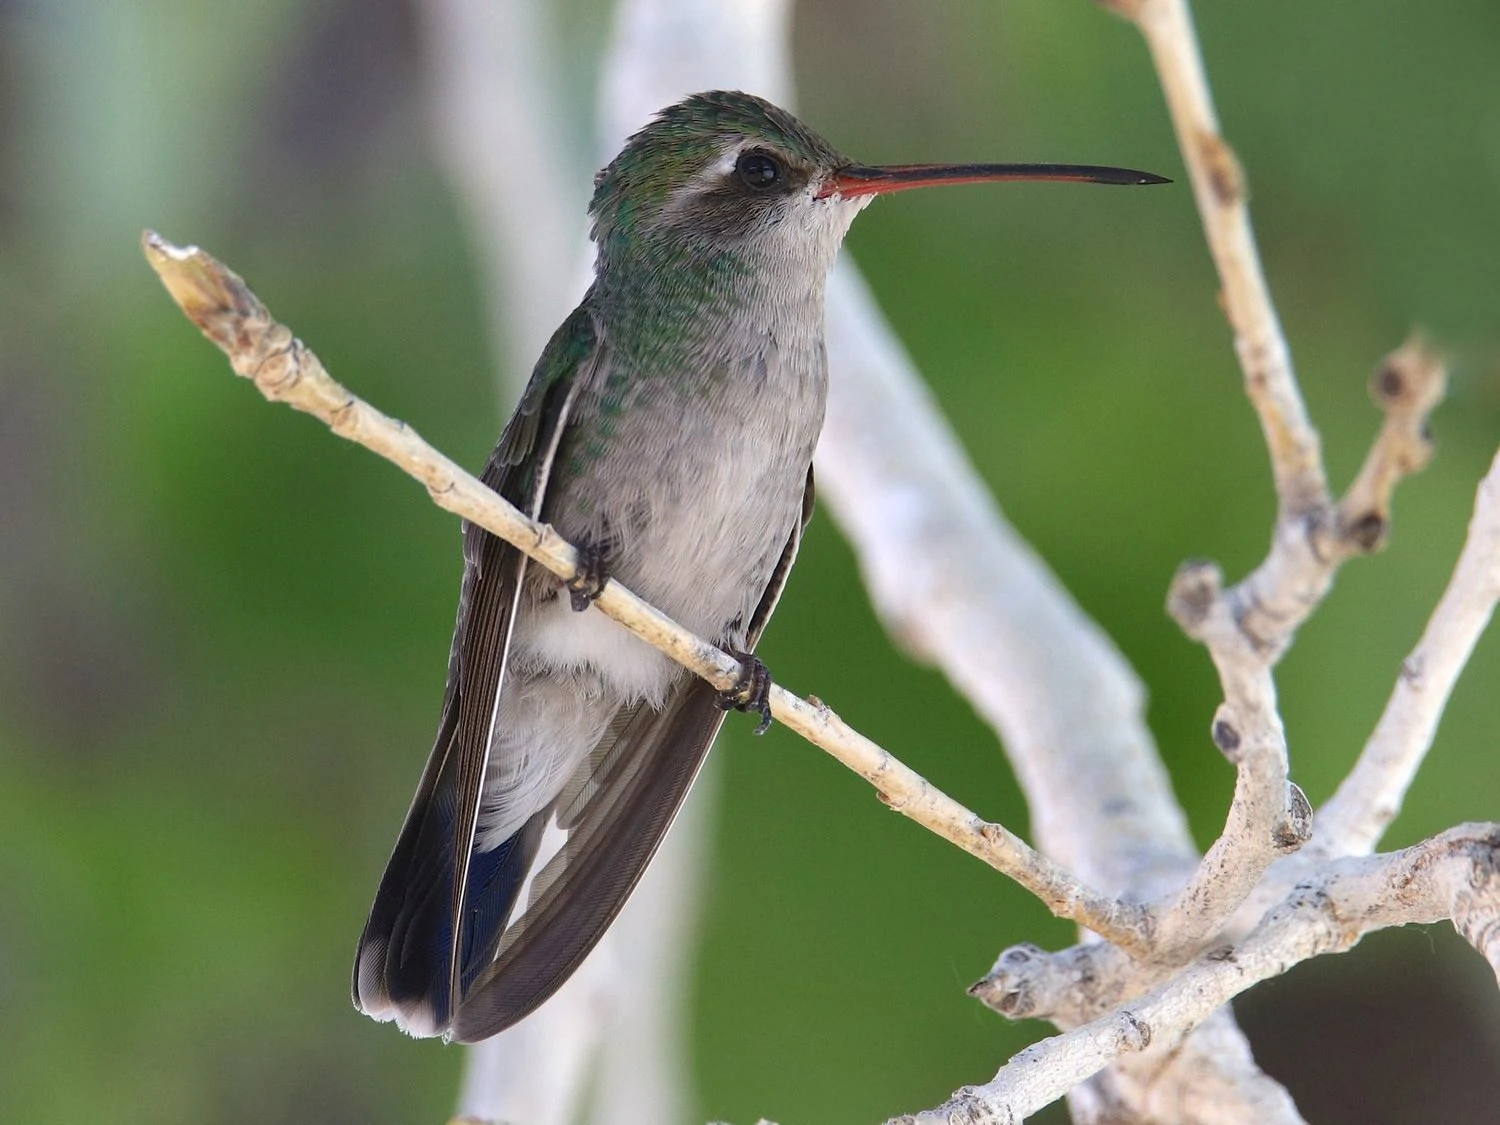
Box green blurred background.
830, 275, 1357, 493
3, 1, 1499, 1122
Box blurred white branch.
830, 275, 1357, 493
420, 0, 584, 374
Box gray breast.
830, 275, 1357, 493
548, 297, 827, 645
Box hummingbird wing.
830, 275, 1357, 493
446, 465, 816, 1043
352, 303, 602, 1037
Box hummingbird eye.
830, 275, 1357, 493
735, 150, 783, 191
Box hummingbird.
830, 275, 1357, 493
352, 90, 1166, 1043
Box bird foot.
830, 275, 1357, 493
566, 536, 613, 612
716, 649, 774, 735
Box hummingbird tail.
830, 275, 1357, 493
448, 674, 726, 1042
353, 673, 727, 1042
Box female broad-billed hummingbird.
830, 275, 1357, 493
353, 90, 1166, 1042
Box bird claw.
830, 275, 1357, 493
716, 650, 774, 734
566, 537, 613, 612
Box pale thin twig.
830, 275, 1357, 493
1314, 358, 1479, 858
140, 229, 1151, 952
989, 348, 1466, 1051
1243, 438, 1500, 896
1332, 336, 1446, 554
879, 1, 1461, 1117
1118, 0, 1445, 658
1203, 432, 1500, 947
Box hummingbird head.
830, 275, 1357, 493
590, 90, 870, 276
589, 90, 1169, 279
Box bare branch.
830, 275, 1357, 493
140, 229, 1151, 951
974, 410, 1500, 1009
918, 3, 1456, 1117
1194, 362, 1482, 946
1065, 1008, 1307, 1125
1107, 0, 1443, 969
1086, 0, 1324, 981
1103, 0, 1330, 969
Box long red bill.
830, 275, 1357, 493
817, 163, 1171, 200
